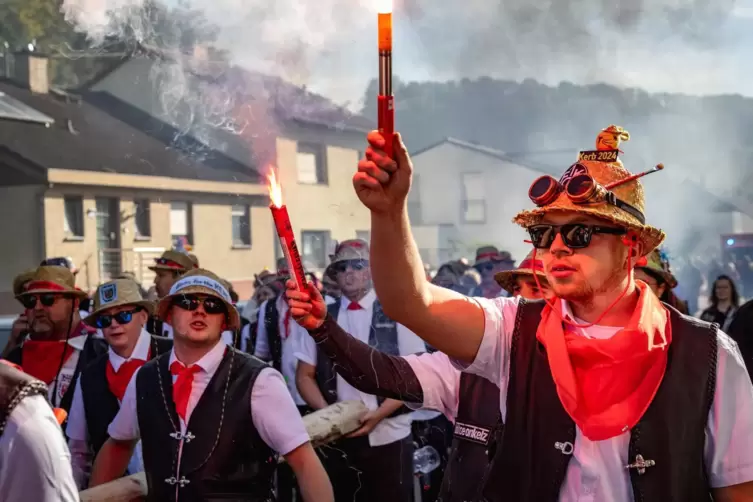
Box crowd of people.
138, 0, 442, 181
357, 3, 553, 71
1, 124, 753, 502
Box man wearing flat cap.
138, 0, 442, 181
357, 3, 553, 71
147, 249, 197, 339
4, 266, 106, 415
91, 269, 333, 501
66, 278, 172, 489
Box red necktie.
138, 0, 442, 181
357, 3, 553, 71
22, 341, 75, 384
106, 358, 146, 401
347, 302, 363, 311
169, 361, 201, 421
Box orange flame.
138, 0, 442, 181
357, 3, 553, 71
376, 0, 392, 14
267, 168, 283, 208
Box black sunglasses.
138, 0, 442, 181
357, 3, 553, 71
94, 308, 143, 329
333, 260, 368, 274
475, 263, 496, 272
21, 294, 59, 310
172, 295, 227, 315
528, 224, 626, 249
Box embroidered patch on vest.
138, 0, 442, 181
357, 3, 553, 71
454, 421, 491, 445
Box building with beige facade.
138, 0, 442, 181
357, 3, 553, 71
0, 51, 372, 314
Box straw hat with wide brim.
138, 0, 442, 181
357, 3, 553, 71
15, 266, 89, 301
326, 239, 370, 279
148, 250, 196, 273
85, 278, 154, 325
513, 131, 665, 254
156, 269, 240, 331
12, 268, 36, 297
638, 248, 678, 289
495, 250, 548, 295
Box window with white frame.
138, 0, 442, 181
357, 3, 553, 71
64, 196, 84, 238
231, 204, 251, 247
170, 202, 193, 246
297, 142, 327, 184
301, 230, 331, 269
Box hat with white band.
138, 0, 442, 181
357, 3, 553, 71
156, 269, 240, 331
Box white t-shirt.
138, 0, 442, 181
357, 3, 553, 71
67, 329, 151, 486
404, 351, 462, 422
459, 295, 753, 501
108, 339, 310, 459
294, 289, 428, 446
0, 394, 78, 501
255, 296, 306, 405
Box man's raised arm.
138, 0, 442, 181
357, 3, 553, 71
354, 131, 484, 362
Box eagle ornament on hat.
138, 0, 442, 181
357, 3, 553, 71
514, 125, 666, 254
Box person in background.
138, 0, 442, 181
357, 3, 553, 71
241, 270, 280, 323
285, 250, 550, 502
294, 239, 426, 502
728, 298, 753, 380
353, 125, 753, 500
1, 268, 36, 359
4, 266, 107, 418
634, 248, 689, 314
146, 249, 196, 338
700, 274, 740, 331
468, 246, 515, 298
0, 360, 78, 501
67, 278, 172, 489
320, 268, 340, 304
90, 269, 333, 501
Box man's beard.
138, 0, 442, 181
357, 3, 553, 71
552, 266, 626, 304
29, 317, 55, 340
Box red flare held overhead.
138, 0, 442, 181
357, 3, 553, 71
267, 170, 307, 291
377, 0, 394, 157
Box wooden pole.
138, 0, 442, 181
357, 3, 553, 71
79, 400, 368, 502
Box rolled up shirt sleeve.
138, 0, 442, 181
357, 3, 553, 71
107, 367, 141, 441
294, 328, 318, 366
404, 352, 461, 421
704, 330, 753, 487
250, 368, 310, 456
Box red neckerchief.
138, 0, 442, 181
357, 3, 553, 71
21, 321, 94, 385
536, 281, 672, 440
106, 347, 151, 402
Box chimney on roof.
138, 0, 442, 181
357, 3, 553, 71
14, 50, 49, 94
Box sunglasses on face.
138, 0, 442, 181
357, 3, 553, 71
527, 223, 626, 249
333, 260, 368, 274
172, 295, 227, 315
21, 294, 59, 310
475, 263, 496, 273
94, 308, 143, 329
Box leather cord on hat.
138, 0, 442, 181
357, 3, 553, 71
530, 234, 637, 329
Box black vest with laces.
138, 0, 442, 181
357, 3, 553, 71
481, 299, 717, 502
315, 299, 401, 408
80, 335, 172, 457
136, 346, 276, 502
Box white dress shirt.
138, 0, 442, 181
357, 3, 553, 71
404, 351, 462, 422
0, 395, 78, 501
457, 295, 753, 501
294, 289, 428, 446
67, 329, 151, 487
255, 296, 306, 405
108, 339, 310, 459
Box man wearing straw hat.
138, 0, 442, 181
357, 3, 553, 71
285, 249, 551, 502
469, 246, 515, 298
0, 268, 36, 359
634, 248, 689, 315
147, 249, 197, 339
495, 249, 551, 299
352, 126, 753, 500
4, 266, 107, 415
66, 278, 172, 489
90, 269, 333, 501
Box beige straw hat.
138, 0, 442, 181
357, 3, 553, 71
85, 279, 154, 325
495, 249, 548, 295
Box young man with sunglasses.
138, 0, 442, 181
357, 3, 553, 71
66, 278, 172, 489
4, 266, 106, 417
294, 239, 427, 502
469, 246, 515, 299
90, 269, 333, 502
353, 127, 753, 501
285, 252, 550, 502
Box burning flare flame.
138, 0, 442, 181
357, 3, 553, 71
267, 169, 283, 208
376, 0, 392, 14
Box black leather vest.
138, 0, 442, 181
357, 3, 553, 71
439, 373, 501, 502
482, 300, 717, 502
262, 297, 283, 372
146, 316, 173, 338
316, 299, 400, 406
136, 347, 276, 502
80, 335, 172, 456
0, 363, 49, 437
